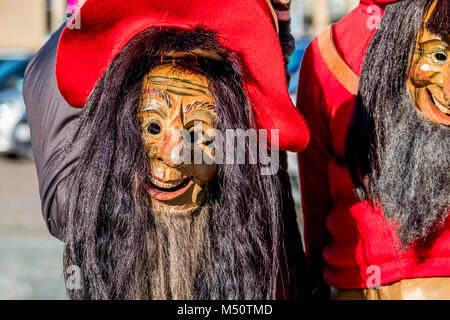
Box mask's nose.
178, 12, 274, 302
158, 126, 186, 168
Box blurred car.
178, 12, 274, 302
0, 52, 33, 158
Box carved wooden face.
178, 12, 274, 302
407, 1, 450, 125
137, 64, 217, 214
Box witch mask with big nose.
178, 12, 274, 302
137, 62, 218, 214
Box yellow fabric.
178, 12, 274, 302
317, 24, 360, 96
330, 277, 450, 300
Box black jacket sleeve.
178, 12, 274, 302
23, 23, 84, 241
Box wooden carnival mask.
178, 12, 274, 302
137, 59, 218, 214
407, 0, 450, 126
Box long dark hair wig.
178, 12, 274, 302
62, 27, 283, 299
346, 0, 450, 246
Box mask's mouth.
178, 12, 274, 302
146, 175, 194, 201
427, 88, 450, 115
423, 88, 450, 125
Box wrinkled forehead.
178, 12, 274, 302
141, 64, 213, 102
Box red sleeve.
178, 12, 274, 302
296, 40, 333, 291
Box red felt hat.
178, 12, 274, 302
55, 0, 310, 152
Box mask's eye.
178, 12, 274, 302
146, 121, 162, 135
203, 133, 214, 146
189, 130, 200, 144
186, 124, 215, 146
432, 52, 447, 63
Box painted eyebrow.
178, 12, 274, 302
184, 101, 216, 113
139, 103, 167, 118
141, 88, 173, 108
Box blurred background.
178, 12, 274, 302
0, 0, 357, 299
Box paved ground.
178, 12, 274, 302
0, 156, 66, 299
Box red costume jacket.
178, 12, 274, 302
297, 0, 450, 289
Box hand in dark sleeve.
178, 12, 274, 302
23, 23, 84, 241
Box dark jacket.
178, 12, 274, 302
23, 24, 83, 240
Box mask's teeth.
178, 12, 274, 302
149, 177, 191, 192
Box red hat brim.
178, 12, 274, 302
55, 0, 310, 152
